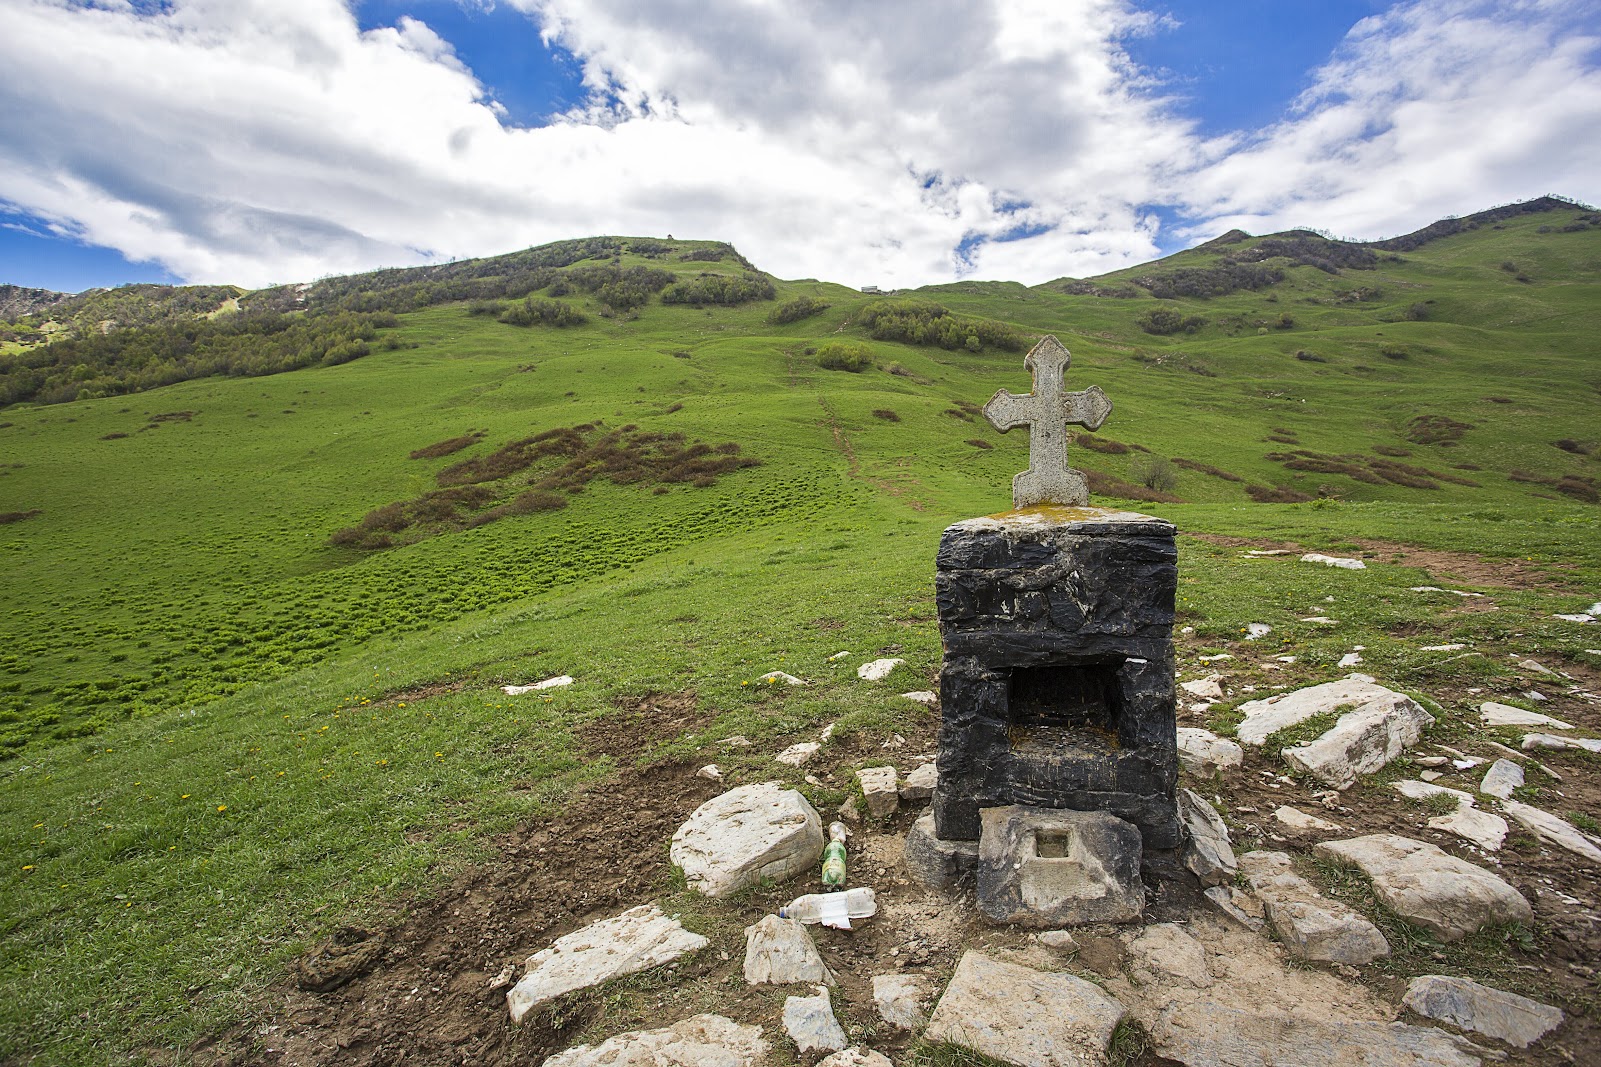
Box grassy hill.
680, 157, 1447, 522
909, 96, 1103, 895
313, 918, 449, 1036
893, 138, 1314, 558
1, 201, 1599, 1063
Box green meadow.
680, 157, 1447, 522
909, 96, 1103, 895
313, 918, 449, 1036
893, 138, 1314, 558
1, 202, 1599, 1062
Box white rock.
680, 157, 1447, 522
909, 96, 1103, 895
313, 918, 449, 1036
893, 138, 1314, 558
1302, 553, 1366, 569
1246, 623, 1272, 640
1480, 701, 1572, 729
720, 735, 752, 748
924, 951, 1126, 1067
1274, 805, 1340, 832
1314, 834, 1533, 940
1478, 759, 1524, 800
1035, 930, 1080, 952
1338, 652, 1364, 667
1180, 675, 1224, 700
1148, 1002, 1486, 1067
783, 986, 847, 1054
856, 766, 899, 817
1180, 789, 1237, 888
1127, 922, 1211, 987
759, 670, 806, 686
1235, 674, 1388, 745
743, 915, 833, 986
1500, 801, 1601, 865
899, 761, 938, 801
507, 904, 709, 1023
1522, 733, 1601, 753
901, 690, 938, 706
670, 783, 825, 898
816, 1050, 894, 1067
775, 742, 822, 767
1281, 695, 1434, 789
696, 764, 722, 780
1300, 616, 1337, 624
820, 722, 836, 741
1392, 779, 1473, 807
1524, 690, 1547, 701
1404, 974, 1565, 1048
827, 651, 851, 661
872, 973, 929, 1030
1203, 885, 1264, 930
857, 658, 905, 681
1550, 614, 1593, 622
1245, 549, 1293, 556
502, 674, 573, 695
1420, 770, 1445, 782
1176, 727, 1245, 776
1416, 755, 1449, 767
543, 1014, 768, 1067
1516, 658, 1557, 675
1198, 653, 1234, 661
1238, 851, 1389, 965
1421, 643, 1466, 651
1429, 806, 1508, 851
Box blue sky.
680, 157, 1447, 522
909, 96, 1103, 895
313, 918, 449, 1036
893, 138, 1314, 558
0, 0, 1597, 294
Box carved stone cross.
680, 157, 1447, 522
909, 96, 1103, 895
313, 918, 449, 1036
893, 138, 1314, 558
983, 335, 1112, 508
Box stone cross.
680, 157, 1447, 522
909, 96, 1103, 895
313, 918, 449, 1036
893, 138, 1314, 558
983, 335, 1111, 508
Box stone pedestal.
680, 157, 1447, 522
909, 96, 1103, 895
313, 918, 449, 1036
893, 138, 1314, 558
919, 506, 1181, 894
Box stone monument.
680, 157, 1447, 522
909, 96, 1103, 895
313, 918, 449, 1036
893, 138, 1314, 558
906, 335, 1181, 926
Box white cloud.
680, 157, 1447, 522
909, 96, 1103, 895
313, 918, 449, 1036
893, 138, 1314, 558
0, 0, 1595, 290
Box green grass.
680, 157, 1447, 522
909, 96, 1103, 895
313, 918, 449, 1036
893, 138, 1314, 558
1, 210, 1599, 1062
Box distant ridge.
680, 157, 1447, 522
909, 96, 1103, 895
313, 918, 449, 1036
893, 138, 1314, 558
1369, 194, 1596, 252
0, 283, 71, 321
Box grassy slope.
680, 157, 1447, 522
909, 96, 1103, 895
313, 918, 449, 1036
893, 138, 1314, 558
1, 213, 1599, 1062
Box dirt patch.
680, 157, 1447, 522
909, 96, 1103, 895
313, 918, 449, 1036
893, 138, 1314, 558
577, 691, 708, 759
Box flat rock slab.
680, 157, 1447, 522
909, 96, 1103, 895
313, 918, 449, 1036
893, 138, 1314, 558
1522, 733, 1601, 754
1127, 922, 1211, 987
544, 1013, 769, 1067
1274, 805, 1340, 833
1176, 727, 1245, 775
1302, 552, 1366, 569
1478, 759, 1523, 800
508, 904, 709, 1023
783, 986, 847, 1054
1500, 800, 1601, 865
1404, 974, 1564, 1049
817, 1050, 894, 1067
1480, 701, 1571, 729
857, 766, 900, 817
1314, 834, 1532, 940
1238, 851, 1389, 964
857, 658, 905, 681
1179, 789, 1237, 888
924, 951, 1127, 1067
977, 806, 1143, 927
1428, 806, 1507, 852
775, 742, 821, 767
1148, 1001, 1487, 1067
872, 973, 929, 1030
899, 761, 938, 800
670, 782, 824, 898
904, 810, 978, 891
743, 914, 833, 986
1281, 694, 1434, 789
1235, 674, 1397, 746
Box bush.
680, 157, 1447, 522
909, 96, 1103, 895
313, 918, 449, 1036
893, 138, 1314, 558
1294, 350, 1325, 363
1131, 456, 1179, 492
499, 297, 588, 327
872, 409, 900, 422
767, 296, 830, 325
1137, 308, 1206, 335
660, 272, 776, 307
816, 342, 872, 372
1404, 302, 1430, 321
857, 299, 1026, 352
1380, 343, 1409, 359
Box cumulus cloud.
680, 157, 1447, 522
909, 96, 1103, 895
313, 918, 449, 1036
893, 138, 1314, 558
0, 0, 1595, 290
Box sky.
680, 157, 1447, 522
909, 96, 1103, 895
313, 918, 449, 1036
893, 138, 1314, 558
0, 0, 1598, 294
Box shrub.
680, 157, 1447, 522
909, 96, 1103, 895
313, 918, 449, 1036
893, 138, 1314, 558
409, 434, 484, 460
1404, 302, 1430, 321
858, 299, 1026, 351
1294, 350, 1325, 362
767, 296, 830, 325
499, 297, 588, 327
1137, 308, 1206, 335
1246, 484, 1314, 503
965, 438, 992, 449
1407, 414, 1472, 445
1380, 343, 1409, 359
1076, 434, 1130, 454
872, 409, 900, 422
1132, 456, 1179, 491
816, 341, 872, 372
660, 272, 776, 307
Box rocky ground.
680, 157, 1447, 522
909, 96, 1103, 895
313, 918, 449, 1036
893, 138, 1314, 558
197, 546, 1600, 1067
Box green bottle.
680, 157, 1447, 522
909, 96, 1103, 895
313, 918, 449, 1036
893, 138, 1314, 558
821, 821, 848, 890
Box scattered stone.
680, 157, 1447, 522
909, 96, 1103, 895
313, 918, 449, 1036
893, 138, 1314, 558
924, 951, 1126, 1067
1300, 616, 1338, 624
1176, 727, 1246, 776
1420, 770, 1445, 782
872, 973, 929, 1030
1245, 548, 1293, 556
827, 650, 851, 661
1302, 552, 1366, 569
1147, 1002, 1488, 1067
857, 658, 905, 681
743, 915, 834, 986
1281, 693, 1434, 789
1478, 759, 1523, 801
1500, 801, 1601, 865
1238, 851, 1389, 964
1199, 652, 1234, 661
775, 742, 822, 767
1203, 885, 1265, 930
1338, 651, 1364, 667
1181, 675, 1224, 700
1429, 807, 1508, 852
783, 986, 847, 1054
507, 904, 709, 1023
820, 722, 836, 741
502, 674, 573, 695
1235, 674, 1390, 745
856, 766, 900, 817
1404, 974, 1564, 1048
1522, 733, 1601, 754
1422, 643, 1467, 651
976, 806, 1144, 927
1516, 658, 1557, 675
543, 1014, 768, 1067
899, 761, 938, 801
817, 1050, 893, 1067
1035, 929, 1080, 952
1480, 701, 1572, 729
695, 764, 722, 781
1314, 834, 1533, 940
1525, 690, 1547, 701
1127, 922, 1211, 987
720, 735, 752, 748
1551, 613, 1594, 623
1393, 779, 1474, 806
1179, 789, 1237, 888
901, 690, 938, 706
670, 783, 825, 898
1274, 805, 1340, 832
837, 796, 861, 823
760, 670, 807, 686
1416, 755, 1450, 767
904, 811, 978, 890
1246, 623, 1272, 640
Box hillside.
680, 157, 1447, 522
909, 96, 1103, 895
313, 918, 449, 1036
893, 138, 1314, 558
0, 201, 1599, 1064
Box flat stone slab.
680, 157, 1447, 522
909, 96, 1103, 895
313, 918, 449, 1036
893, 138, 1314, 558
1235, 675, 1400, 746
904, 810, 978, 891
1480, 701, 1572, 729
1177, 727, 1245, 775
1302, 552, 1366, 569
783, 986, 847, 1054
924, 951, 1127, 1067
899, 761, 938, 800
977, 806, 1143, 927
857, 658, 904, 681
1127, 922, 1211, 987
872, 973, 929, 1030
1404, 974, 1564, 1048
1281, 693, 1434, 789
1522, 733, 1601, 753
743, 914, 833, 986
544, 1013, 769, 1067
670, 782, 824, 898
1238, 851, 1389, 964
775, 742, 821, 766
1428, 806, 1508, 852
817, 1050, 894, 1067
856, 766, 900, 817
1314, 834, 1532, 940
508, 904, 709, 1023
1500, 800, 1601, 865
1273, 805, 1340, 833
1478, 759, 1523, 800
1148, 1001, 1488, 1067
1179, 789, 1237, 888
